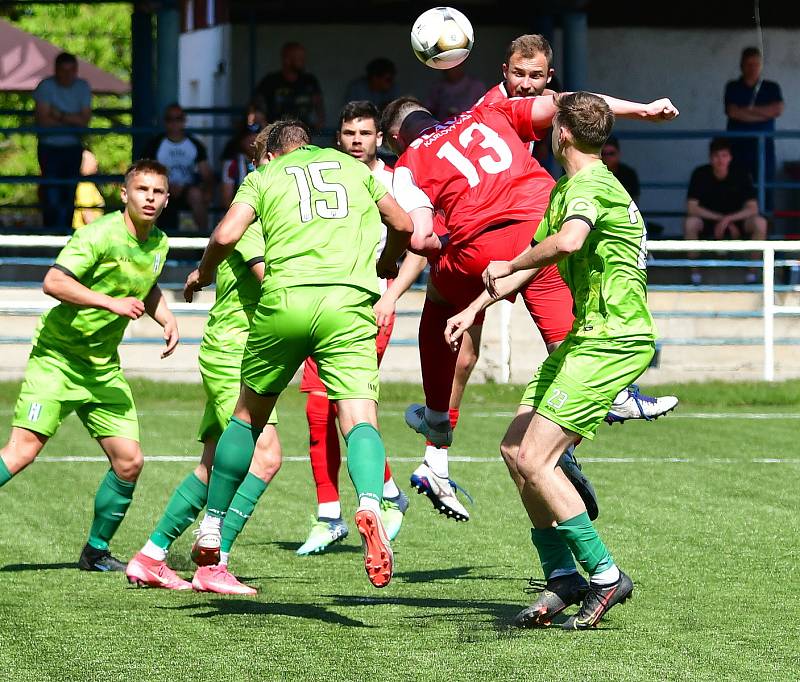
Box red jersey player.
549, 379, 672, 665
382, 87, 678, 520
296, 101, 428, 555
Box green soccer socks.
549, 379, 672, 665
149, 473, 208, 550
206, 417, 260, 519
531, 526, 578, 579
556, 512, 616, 577
0, 458, 11, 487
220, 473, 268, 555
88, 469, 136, 550
344, 422, 385, 510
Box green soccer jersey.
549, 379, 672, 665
34, 211, 169, 368
199, 220, 265, 359
233, 145, 387, 298
534, 161, 656, 340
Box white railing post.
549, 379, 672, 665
763, 245, 775, 381
499, 299, 512, 383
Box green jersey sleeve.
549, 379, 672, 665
54, 226, 101, 278
233, 169, 264, 213
562, 187, 600, 230
365, 168, 388, 204
235, 220, 266, 266
533, 214, 550, 243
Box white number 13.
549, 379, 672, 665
436, 123, 513, 188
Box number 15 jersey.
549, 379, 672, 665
393, 98, 555, 248
234, 145, 387, 299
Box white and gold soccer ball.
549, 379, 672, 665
410, 7, 474, 70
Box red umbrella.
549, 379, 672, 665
0, 19, 130, 94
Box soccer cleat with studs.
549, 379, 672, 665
296, 517, 349, 556
404, 403, 453, 447
355, 508, 393, 588
191, 564, 257, 595
562, 571, 634, 630
125, 552, 192, 590
380, 490, 409, 542
410, 462, 471, 521
605, 385, 678, 424
514, 572, 589, 627
191, 525, 221, 567
78, 543, 128, 572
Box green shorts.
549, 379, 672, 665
242, 285, 379, 401
12, 349, 139, 441
520, 336, 656, 440
196, 347, 277, 443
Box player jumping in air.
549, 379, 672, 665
0, 160, 177, 572
454, 92, 666, 629
184, 120, 413, 589
384, 36, 678, 521
126, 130, 278, 594
296, 101, 428, 555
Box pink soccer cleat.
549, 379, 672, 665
125, 552, 192, 590
191, 565, 257, 596
355, 508, 393, 588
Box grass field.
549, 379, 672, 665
0, 379, 798, 681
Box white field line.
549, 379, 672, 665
35, 455, 800, 464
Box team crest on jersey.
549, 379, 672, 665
153, 253, 161, 273
27, 402, 42, 422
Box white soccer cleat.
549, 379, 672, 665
404, 403, 453, 447
605, 385, 679, 424
191, 523, 221, 567
410, 462, 470, 521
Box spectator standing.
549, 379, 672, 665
72, 149, 105, 229
343, 58, 398, 112
143, 103, 214, 232
601, 135, 640, 202
724, 47, 784, 207
684, 137, 767, 284
426, 64, 486, 121
252, 42, 324, 132
33, 52, 92, 231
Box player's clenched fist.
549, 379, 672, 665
107, 297, 145, 320
482, 260, 514, 299
376, 254, 399, 280
184, 268, 212, 303
644, 98, 679, 121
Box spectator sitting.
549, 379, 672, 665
343, 58, 398, 112
252, 42, 324, 132
72, 149, 105, 229
601, 135, 640, 202
220, 122, 261, 208
143, 103, 214, 232
33, 52, 92, 231
684, 137, 767, 284
426, 63, 486, 120
724, 46, 783, 208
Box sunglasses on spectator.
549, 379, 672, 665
166, 115, 185, 122
601, 149, 618, 157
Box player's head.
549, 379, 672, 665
261, 119, 311, 160
381, 96, 435, 155
366, 58, 397, 94
281, 42, 306, 73
708, 137, 733, 177
502, 34, 554, 98
552, 92, 614, 163
740, 46, 762, 82
54, 52, 78, 87
337, 101, 382, 167
121, 159, 169, 223
600, 135, 621, 171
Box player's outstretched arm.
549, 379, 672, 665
376, 193, 413, 279
42, 267, 145, 319
595, 95, 679, 121
185, 202, 256, 302
144, 284, 179, 358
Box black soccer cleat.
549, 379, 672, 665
515, 572, 590, 628
78, 543, 128, 572
561, 571, 634, 630
557, 446, 599, 521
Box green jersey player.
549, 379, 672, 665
450, 92, 670, 629
184, 120, 412, 589
0, 160, 177, 572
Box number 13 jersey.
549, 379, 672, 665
393, 98, 555, 248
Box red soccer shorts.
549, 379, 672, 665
430, 220, 574, 346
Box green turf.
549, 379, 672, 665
0, 380, 798, 681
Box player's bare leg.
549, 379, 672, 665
336, 398, 393, 588
0, 427, 48, 480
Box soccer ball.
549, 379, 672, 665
410, 7, 474, 70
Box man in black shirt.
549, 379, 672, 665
684, 137, 767, 284
252, 42, 325, 133
601, 135, 640, 202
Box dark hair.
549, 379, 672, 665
125, 158, 169, 184
338, 100, 380, 131
604, 135, 620, 150
55, 52, 77, 68
555, 92, 614, 150
164, 102, 183, 117
366, 57, 396, 79
264, 119, 310, 155
380, 96, 427, 136
740, 46, 761, 64
281, 41, 303, 56
709, 137, 732, 154
505, 34, 553, 67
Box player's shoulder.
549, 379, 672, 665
77, 210, 121, 237
475, 82, 508, 107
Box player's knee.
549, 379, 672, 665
115, 449, 144, 481
456, 346, 479, 377
684, 216, 702, 239
499, 438, 520, 475
193, 462, 210, 485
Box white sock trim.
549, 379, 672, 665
141, 539, 167, 562
318, 501, 341, 519
382, 477, 400, 499
591, 564, 620, 585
